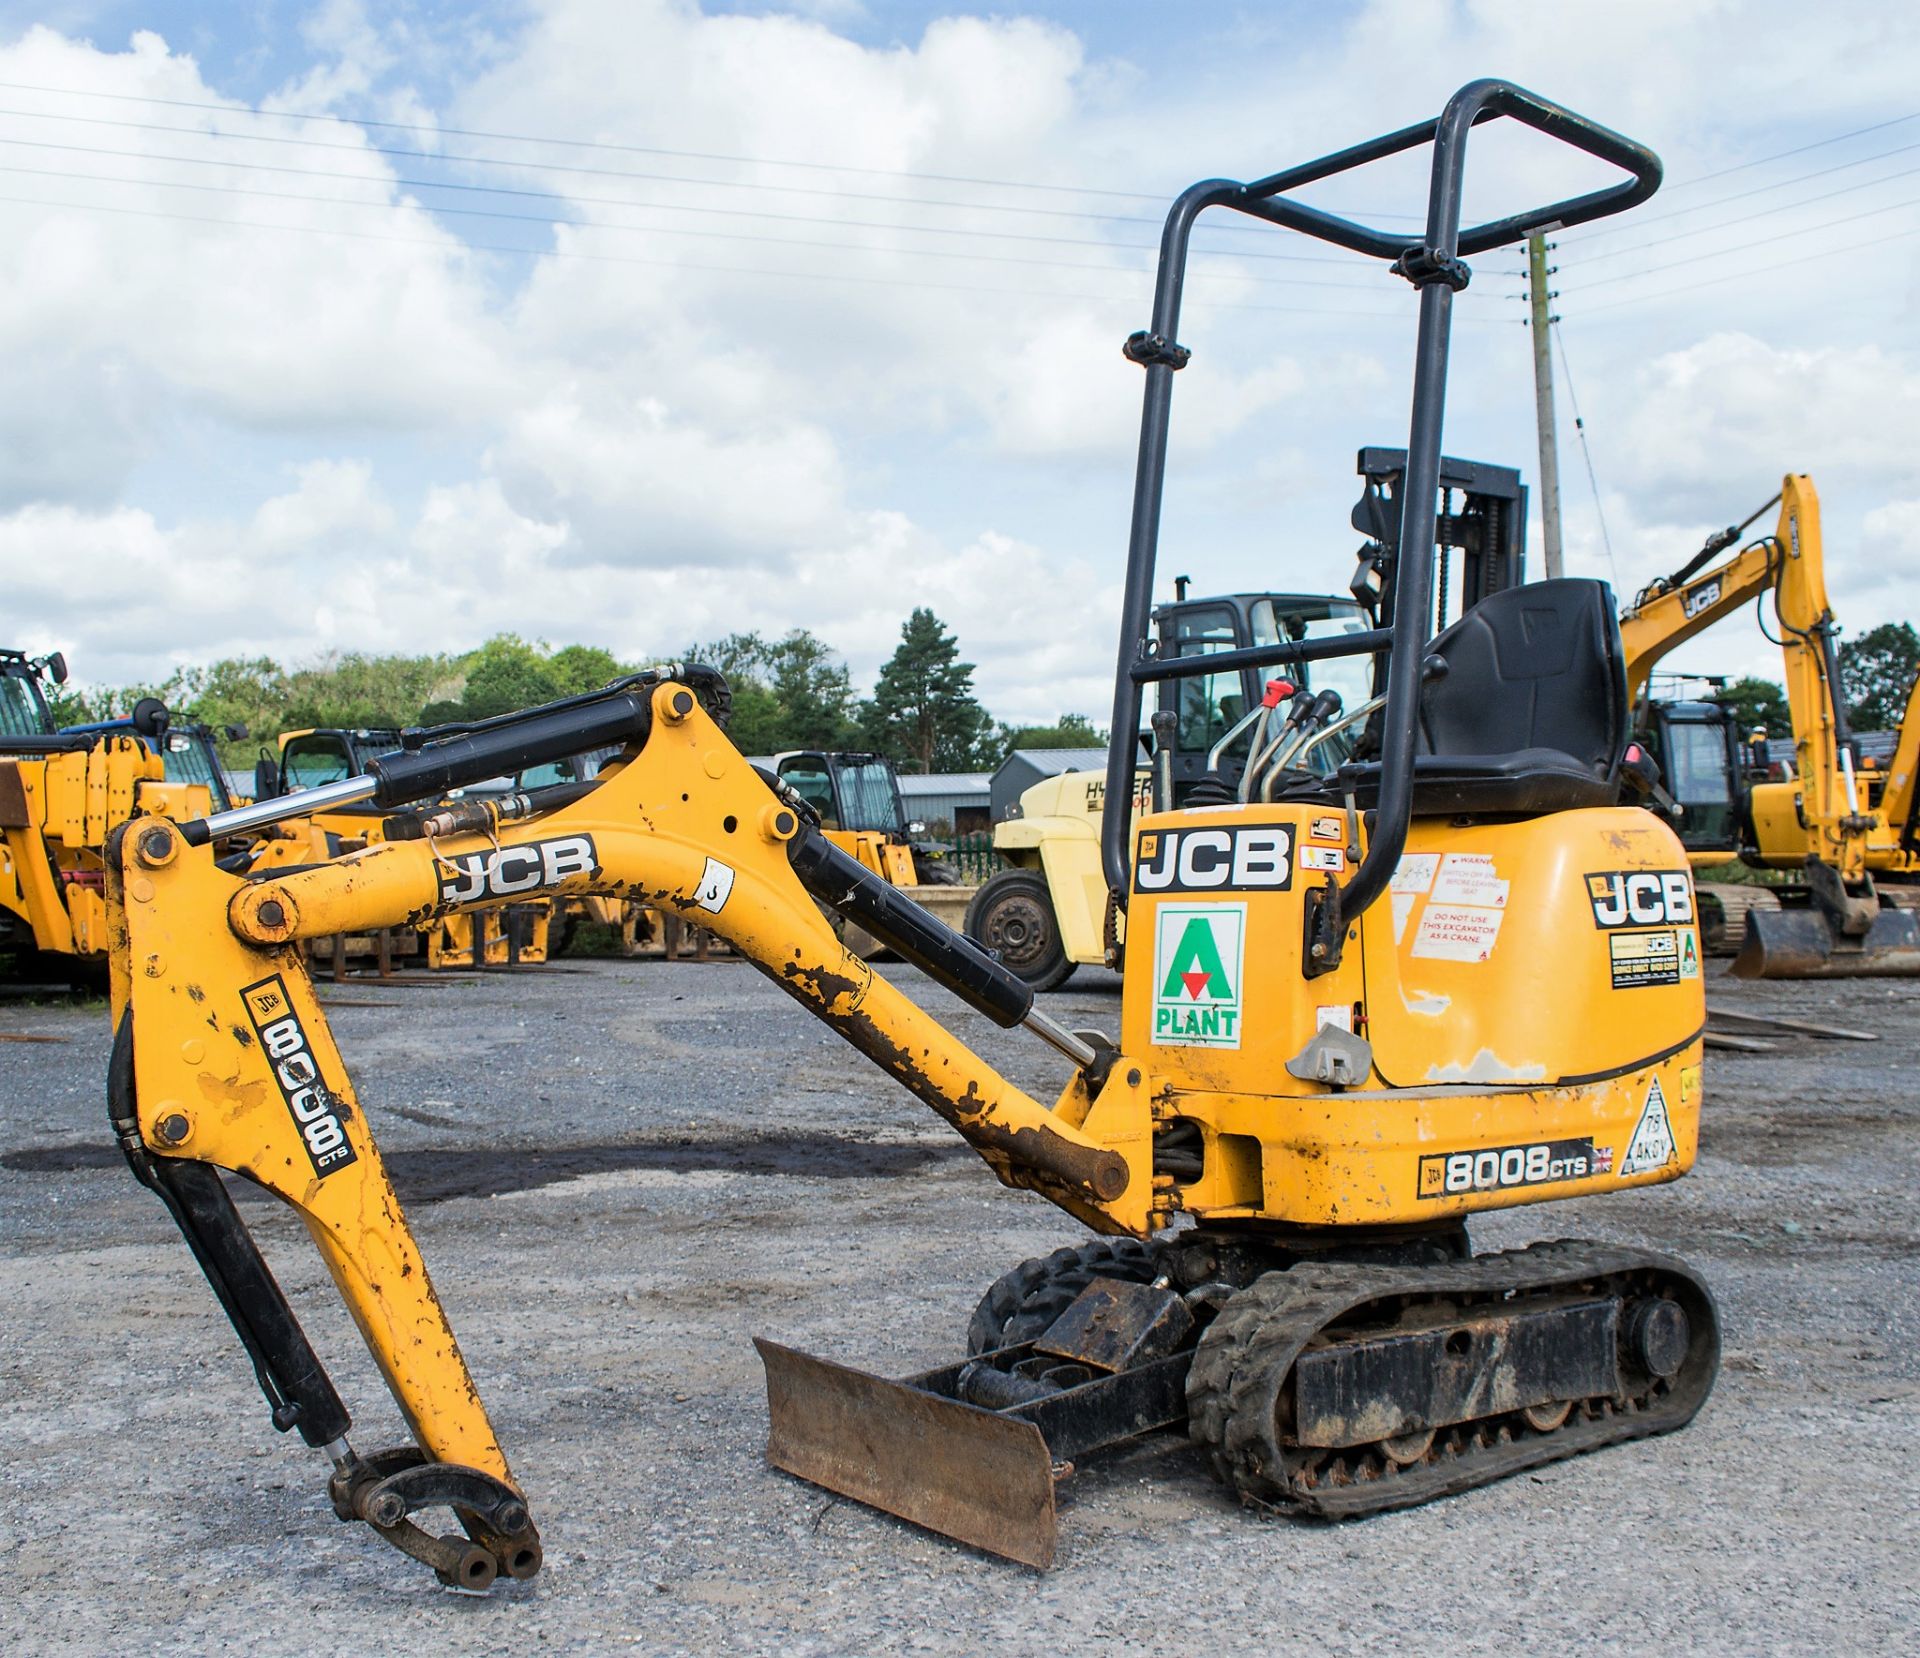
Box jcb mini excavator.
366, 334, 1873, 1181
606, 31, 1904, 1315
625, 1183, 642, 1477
104, 81, 1715, 1586
1619, 475, 1920, 975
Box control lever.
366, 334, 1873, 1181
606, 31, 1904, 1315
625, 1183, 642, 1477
1239, 687, 1315, 804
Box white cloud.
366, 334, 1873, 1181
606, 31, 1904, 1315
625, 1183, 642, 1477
3, 0, 1920, 735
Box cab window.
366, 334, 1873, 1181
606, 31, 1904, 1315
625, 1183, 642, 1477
1666, 721, 1732, 804
1165, 605, 1243, 757
777, 757, 839, 828
282, 736, 354, 789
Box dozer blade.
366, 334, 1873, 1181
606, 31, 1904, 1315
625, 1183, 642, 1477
1732, 904, 1920, 979
755, 1338, 1058, 1569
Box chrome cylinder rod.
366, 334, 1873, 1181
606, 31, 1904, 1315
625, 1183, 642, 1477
182, 774, 378, 845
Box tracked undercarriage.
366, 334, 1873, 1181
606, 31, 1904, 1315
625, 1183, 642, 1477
763, 1233, 1718, 1565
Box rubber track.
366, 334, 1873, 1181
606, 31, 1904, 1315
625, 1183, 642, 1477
1187, 1239, 1719, 1518
966, 1238, 1160, 1355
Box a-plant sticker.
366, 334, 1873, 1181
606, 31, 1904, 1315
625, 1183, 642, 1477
1152, 902, 1246, 1049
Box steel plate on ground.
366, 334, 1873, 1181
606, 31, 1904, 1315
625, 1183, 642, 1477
754, 1337, 1058, 1569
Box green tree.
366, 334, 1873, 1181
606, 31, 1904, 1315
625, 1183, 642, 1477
1708, 676, 1791, 739
1839, 621, 1920, 731
451, 635, 565, 720
685, 629, 857, 753
548, 644, 626, 696
860, 609, 994, 773
996, 712, 1104, 754
765, 631, 858, 749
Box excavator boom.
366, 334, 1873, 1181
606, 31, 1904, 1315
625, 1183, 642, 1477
1619, 475, 1920, 977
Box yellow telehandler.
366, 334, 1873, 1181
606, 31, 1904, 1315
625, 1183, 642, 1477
104, 80, 1713, 1586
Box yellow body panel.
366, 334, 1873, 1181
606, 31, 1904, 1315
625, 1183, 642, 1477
1120, 802, 1703, 1228
1, 738, 180, 958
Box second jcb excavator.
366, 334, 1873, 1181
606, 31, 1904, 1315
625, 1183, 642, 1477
1620, 474, 1920, 975
104, 81, 1715, 1585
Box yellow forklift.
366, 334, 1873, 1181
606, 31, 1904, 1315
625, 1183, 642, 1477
104, 80, 1712, 1586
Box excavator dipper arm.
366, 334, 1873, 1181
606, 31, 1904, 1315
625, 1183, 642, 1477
104, 679, 1151, 1586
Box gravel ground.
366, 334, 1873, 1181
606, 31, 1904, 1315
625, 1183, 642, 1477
1, 955, 1916, 1656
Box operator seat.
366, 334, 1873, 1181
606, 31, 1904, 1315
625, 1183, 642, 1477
1323, 577, 1628, 817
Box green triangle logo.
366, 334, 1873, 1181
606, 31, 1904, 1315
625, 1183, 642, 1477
1160, 916, 1232, 1001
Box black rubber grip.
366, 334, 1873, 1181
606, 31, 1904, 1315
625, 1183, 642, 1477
787, 826, 1034, 1028
367, 691, 656, 808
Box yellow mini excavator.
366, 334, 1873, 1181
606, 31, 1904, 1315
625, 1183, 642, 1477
104, 81, 1715, 1587
1619, 475, 1920, 975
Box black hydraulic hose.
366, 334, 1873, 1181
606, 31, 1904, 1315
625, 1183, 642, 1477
366, 691, 657, 808
787, 824, 1034, 1028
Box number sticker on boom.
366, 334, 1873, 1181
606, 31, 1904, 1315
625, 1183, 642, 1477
242, 975, 357, 1179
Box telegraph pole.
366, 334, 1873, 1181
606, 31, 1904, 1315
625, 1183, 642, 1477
1526, 232, 1563, 578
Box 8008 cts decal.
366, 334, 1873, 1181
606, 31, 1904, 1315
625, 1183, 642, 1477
437, 833, 599, 905
242, 975, 357, 1178
1418, 1137, 1610, 1199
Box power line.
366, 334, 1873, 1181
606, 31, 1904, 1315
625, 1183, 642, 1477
0, 129, 1392, 272
0, 101, 1289, 234
1568, 155, 1920, 264
0, 79, 1425, 222
1571, 190, 1920, 292
1569, 135, 1920, 243
1575, 220, 1920, 314
1656, 108, 1920, 191
0, 156, 1399, 292
0, 183, 1467, 322
1550, 322, 1617, 585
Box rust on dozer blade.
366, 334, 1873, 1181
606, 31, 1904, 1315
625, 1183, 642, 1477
1732, 905, 1920, 979
754, 1338, 1058, 1569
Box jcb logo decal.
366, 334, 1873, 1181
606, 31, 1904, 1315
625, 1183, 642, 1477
242, 975, 357, 1179
1586, 869, 1694, 928
437, 833, 599, 905
1681, 579, 1720, 619
1135, 824, 1292, 893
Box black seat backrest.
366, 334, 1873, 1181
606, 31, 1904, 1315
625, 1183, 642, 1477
1417, 578, 1625, 776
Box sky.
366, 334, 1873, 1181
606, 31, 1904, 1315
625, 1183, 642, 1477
0, 0, 1917, 724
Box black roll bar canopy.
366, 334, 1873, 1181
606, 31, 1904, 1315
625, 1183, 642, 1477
1100, 79, 1660, 974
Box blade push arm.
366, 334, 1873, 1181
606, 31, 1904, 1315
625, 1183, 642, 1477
107, 681, 1151, 1584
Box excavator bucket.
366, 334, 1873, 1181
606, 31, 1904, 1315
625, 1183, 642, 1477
755, 1339, 1060, 1568
1732, 904, 1920, 979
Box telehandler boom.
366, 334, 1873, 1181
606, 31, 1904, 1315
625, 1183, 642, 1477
106, 80, 1716, 1585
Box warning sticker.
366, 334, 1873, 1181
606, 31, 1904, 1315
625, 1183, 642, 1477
1308, 815, 1344, 843
1621, 1077, 1678, 1175
1609, 928, 1680, 989
693, 857, 736, 914
1411, 902, 1505, 962
1431, 853, 1509, 908
1299, 845, 1346, 873
1390, 853, 1441, 895
1315, 1003, 1352, 1033
1151, 902, 1246, 1049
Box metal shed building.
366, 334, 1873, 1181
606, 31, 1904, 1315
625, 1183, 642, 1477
898, 771, 992, 834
